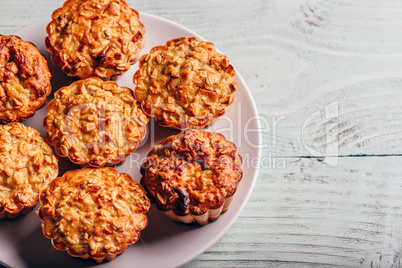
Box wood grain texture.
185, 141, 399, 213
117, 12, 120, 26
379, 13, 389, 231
1, 0, 402, 267
186, 156, 402, 267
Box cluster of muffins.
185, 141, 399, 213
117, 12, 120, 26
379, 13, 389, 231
0, 0, 243, 263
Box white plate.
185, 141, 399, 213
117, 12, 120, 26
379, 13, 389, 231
0, 12, 261, 268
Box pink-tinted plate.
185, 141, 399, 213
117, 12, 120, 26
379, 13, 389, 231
0, 12, 261, 268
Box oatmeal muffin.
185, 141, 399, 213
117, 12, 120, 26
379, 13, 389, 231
43, 77, 149, 167
133, 36, 238, 130
38, 167, 150, 263
0, 35, 52, 123
0, 123, 58, 220
45, 0, 146, 80
140, 129, 243, 225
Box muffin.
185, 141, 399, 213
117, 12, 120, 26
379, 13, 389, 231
133, 36, 238, 130
0, 122, 58, 220
45, 0, 146, 80
140, 129, 243, 225
43, 77, 149, 167
37, 167, 150, 263
0, 35, 52, 123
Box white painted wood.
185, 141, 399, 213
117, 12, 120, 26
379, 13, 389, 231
2, 0, 402, 267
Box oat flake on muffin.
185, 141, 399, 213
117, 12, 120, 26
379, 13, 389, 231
0, 35, 52, 123
0, 122, 58, 220
44, 77, 149, 167
133, 36, 237, 130
140, 129, 243, 225
45, 0, 145, 80
38, 167, 150, 263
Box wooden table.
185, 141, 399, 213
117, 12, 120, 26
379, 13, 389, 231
2, 0, 402, 267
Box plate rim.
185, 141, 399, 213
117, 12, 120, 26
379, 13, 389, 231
4, 11, 263, 268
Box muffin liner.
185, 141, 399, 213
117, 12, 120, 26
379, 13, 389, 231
162, 195, 234, 225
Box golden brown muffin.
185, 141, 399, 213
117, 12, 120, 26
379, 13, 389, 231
45, 0, 145, 80
43, 77, 149, 167
140, 129, 243, 225
38, 167, 150, 263
0, 123, 58, 220
0, 35, 52, 123
133, 36, 237, 130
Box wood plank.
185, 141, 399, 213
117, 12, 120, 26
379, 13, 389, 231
241, 0, 402, 157
187, 156, 402, 267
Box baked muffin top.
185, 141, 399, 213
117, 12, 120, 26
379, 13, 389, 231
0, 122, 58, 218
133, 36, 237, 130
45, 0, 145, 80
38, 167, 150, 263
0, 35, 52, 123
141, 129, 243, 216
44, 77, 149, 167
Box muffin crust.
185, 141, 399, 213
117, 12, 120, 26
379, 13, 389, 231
0, 35, 52, 123
141, 129, 243, 225
44, 77, 149, 167
0, 123, 58, 219
133, 36, 237, 130
38, 167, 150, 263
45, 0, 145, 80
